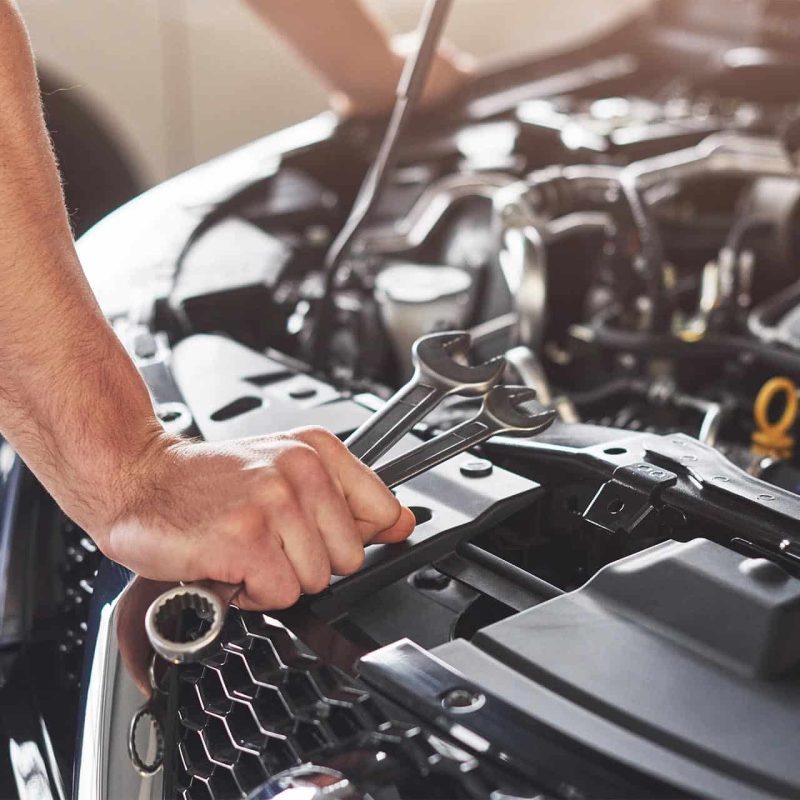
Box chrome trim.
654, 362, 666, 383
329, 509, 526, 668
75, 577, 164, 800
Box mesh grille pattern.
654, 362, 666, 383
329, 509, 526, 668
173, 609, 382, 800
58, 518, 101, 687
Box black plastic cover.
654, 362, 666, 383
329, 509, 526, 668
472, 539, 800, 798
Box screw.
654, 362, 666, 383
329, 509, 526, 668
412, 567, 450, 591
289, 386, 318, 400
441, 688, 485, 713
460, 459, 493, 478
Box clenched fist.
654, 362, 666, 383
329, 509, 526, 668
96, 426, 415, 610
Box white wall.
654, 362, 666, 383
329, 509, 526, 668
18, 0, 648, 185
183, 0, 647, 169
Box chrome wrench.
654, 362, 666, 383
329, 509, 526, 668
147, 332, 508, 662
145, 388, 554, 663
346, 330, 506, 466
376, 385, 556, 488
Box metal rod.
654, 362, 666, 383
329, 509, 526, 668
457, 542, 564, 600
313, 0, 455, 368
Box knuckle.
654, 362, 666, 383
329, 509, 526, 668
262, 474, 294, 509
226, 506, 261, 542
284, 447, 332, 489
337, 545, 365, 576
274, 582, 302, 609
306, 568, 331, 595
280, 441, 322, 472
298, 425, 341, 450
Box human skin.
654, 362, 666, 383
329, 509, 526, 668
0, 0, 415, 610
245, 0, 474, 117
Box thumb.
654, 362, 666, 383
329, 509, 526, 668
367, 505, 416, 544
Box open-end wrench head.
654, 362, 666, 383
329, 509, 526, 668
412, 331, 506, 394
483, 385, 557, 435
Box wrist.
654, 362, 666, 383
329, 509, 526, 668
0, 316, 171, 543
72, 395, 179, 549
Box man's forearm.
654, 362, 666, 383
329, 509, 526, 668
0, 1, 160, 534
0, 1, 415, 607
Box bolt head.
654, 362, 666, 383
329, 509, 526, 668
460, 459, 493, 478
739, 558, 789, 585
441, 687, 485, 713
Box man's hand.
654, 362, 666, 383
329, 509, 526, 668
101, 427, 416, 611
0, 0, 415, 613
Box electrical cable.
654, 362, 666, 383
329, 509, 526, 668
748, 279, 800, 350
585, 321, 800, 377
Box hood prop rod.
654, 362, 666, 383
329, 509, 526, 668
312, 0, 454, 369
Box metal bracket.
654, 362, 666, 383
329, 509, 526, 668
489, 425, 800, 560
645, 434, 800, 522
312, 455, 541, 620
584, 462, 677, 535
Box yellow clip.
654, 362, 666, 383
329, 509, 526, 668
752, 377, 798, 460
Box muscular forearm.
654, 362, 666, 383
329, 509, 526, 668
0, 1, 160, 536
0, 2, 414, 609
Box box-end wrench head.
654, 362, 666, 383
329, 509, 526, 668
145, 582, 242, 664
376, 386, 556, 489
346, 331, 506, 466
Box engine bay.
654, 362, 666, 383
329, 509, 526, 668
43, 1, 800, 797
107, 0, 800, 576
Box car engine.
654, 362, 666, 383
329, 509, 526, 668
4, 2, 800, 799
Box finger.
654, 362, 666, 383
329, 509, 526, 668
234, 534, 302, 611
204, 579, 247, 607
259, 476, 332, 596
208, 506, 303, 611
367, 505, 417, 544
117, 577, 174, 697
293, 427, 403, 539
279, 445, 365, 575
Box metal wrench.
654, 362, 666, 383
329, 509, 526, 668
146, 332, 508, 663
345, 330, 506, 466
145, 389, 554, 663
375, 385, 556, 488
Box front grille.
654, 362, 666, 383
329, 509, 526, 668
57, 517, 101, 687
172, 609, 383, 800
171, 608, 530, 800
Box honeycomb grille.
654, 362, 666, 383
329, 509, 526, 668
172, 609, 383, 800
58, 517, 101, 687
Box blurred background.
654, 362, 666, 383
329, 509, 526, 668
18, 0, 646, 231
